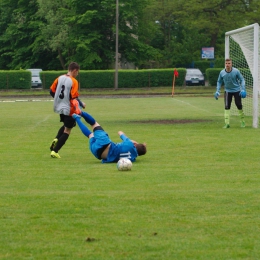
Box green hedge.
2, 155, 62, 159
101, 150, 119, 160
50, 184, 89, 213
40, 71, 67, 90
213, 58, 225, 68
1, 68, 210, 90
192, 58, 225, 74
206, 68, 222, 86
40, 68, 187, 89
0, 67, 248, 90
79, 70, 114, 88
0, 70, 31, 89
193, 61, 213, 74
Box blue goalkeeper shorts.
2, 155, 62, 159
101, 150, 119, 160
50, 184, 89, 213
89, 130, 111, 159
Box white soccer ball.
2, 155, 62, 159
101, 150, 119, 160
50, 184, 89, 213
117, 158, 132, 171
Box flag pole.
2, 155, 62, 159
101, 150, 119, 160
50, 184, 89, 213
172, 68, 179, 97
115, 0, 119, 89
171, 73, 175, 97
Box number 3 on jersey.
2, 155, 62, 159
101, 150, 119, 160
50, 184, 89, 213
59, 85, 65, 99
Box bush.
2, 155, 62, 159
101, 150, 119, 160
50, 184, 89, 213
0, 68, 190, 90
193, 60, 214, 74
206, 68, 222, 86
214, 58, 225, 68
41, 69, 187, 89
0, 70, 31, 89
40, 71, 67, 90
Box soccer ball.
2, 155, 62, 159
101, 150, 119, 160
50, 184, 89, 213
117, 158, 132, 171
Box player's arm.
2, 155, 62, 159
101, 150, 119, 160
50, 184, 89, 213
118, 131, 138, 144
69, 78, 86, 108
214, 72, 223, 100
118, 131, 125, 138
238, 71, 246, 91
49, 78, 59, 97
237, 70, 247, 98
76, 98, 86, 109
70, 78, 80, 99
118, 131, 129, 141
216, 73, 223, 93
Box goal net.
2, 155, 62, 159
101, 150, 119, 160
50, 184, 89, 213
225, 23, 260, 128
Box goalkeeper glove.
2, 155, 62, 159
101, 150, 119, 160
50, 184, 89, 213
240, 90, 247, 98
214, 91, 220, 100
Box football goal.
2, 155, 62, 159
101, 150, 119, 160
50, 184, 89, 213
225, 23, 260, 128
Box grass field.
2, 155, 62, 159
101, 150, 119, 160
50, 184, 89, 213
1, 95, 260, 259
0, 86, 215, 97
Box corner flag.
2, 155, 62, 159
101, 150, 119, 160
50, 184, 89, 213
172, 69, 179, 97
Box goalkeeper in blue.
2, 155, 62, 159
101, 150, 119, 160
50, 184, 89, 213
214, 58, 246, 128
72, 112, 147, 163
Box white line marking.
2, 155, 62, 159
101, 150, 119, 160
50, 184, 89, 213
0, 99, 53, 103
173, 98, 212, 113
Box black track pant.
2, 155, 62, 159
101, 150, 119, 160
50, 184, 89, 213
224, 91, 242, 110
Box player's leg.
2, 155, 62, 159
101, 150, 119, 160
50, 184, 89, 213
72, 113, 93, 138
51, 115, 75, 158
81, 111, 95, 125
80, 111, 103, 131
234, 92, 245, 127
223, 91, 232, 128
50, 125, 65, 151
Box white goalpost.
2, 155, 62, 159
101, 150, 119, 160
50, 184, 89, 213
225, 23, 260, 128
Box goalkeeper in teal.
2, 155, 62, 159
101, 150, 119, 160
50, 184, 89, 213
72, 112, 147, 163
214, 58, 246, 128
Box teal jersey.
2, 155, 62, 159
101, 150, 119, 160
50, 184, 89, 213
89, 130, 138, 163
104, 134, 138, 163
217, 68, 245, 93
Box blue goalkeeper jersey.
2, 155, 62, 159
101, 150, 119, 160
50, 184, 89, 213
103, 134, 138, 163
217, 67, 245, 93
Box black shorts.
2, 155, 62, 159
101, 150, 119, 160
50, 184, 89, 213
60, 114, 76, 128
224, 91, 242, 110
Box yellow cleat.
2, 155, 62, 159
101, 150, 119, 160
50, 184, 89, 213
50, 138, 58, 151
50, 151, 61, 158
223, 124, 230, 129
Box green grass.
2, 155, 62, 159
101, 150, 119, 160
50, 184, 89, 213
0, 96, 260, 259
0, 85, 216, 97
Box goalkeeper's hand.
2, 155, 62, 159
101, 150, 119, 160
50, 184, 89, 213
214, 91, 220, 100
240, 90, 247, 98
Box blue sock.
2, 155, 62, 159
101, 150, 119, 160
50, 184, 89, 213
74, 117, 92, 137
81, 111, 96, 125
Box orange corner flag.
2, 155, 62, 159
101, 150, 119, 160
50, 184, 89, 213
174, 68, 179, 77
172, 69, 178, 97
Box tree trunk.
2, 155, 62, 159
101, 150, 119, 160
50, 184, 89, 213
58, 48, 66, 70
210, 32, 218, 48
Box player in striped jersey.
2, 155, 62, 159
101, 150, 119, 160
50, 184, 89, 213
72, 112, 147, 163
49, 62, 85, 158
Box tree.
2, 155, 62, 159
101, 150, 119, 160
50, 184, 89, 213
0, 0, 57, 70
145, 0, 257, 67
37, 0, 162, 69
0, 0, 258, 70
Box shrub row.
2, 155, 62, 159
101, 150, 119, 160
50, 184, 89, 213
0, 70, 31, 89
0, 68, 251, 90
189, 59, 225, 74
41, 69, 188, 89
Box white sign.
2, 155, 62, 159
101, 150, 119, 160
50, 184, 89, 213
201, 47, 214, 59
